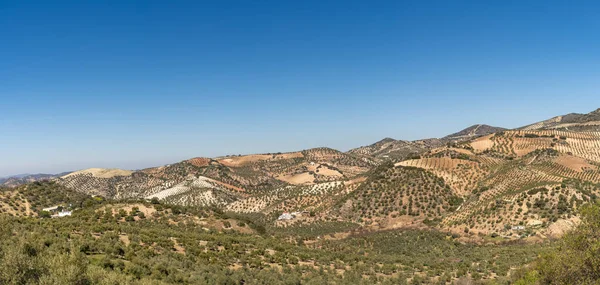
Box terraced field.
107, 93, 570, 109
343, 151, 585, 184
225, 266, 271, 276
434, 149, 600, 236
470, 130, 600, 162
381, 127, 600, 238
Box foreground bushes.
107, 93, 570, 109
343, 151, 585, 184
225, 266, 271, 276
522, 203, 600, 284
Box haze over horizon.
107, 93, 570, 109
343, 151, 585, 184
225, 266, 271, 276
2, 0, 600, 176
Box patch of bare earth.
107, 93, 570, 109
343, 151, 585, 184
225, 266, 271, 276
547, 217, 580, 238
555, 155, 595, 172
170, 237, 186, 254
310, 164, 343, 177
470, 135, 495, 152
186, 157, 211, 167
119, 234, 130, 246
278, 172, 315, 185
218, 152, 304, 167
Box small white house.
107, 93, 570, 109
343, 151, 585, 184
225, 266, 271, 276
57, 211, 72, 217
277, 212, 294, 220
42, 206, 60, 212
52, 210, 72, 218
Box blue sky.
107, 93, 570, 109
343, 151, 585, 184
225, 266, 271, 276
1, 0, 600, 176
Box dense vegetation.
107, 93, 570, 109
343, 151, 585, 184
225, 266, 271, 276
6, 117, 600, 283
516, 202, 600, 284
0, 181, 92, 216
342, 163, 462, 222
0, 207, 549, 284
0, 181, 550, 284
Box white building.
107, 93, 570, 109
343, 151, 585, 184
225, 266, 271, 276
51, 211, 72, 218
42, 206, 60, 212
277, 212, 294, 220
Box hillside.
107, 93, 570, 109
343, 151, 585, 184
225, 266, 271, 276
0, 181, 92, 217
347, 124, 505, 162
55, 148, 375, 206
335, 163, 463, 230
5, 108, 600, 284
348, 138, 442, 161
519, 108, 600, 131
48, 110, 600, 243
0, 196, 548, 284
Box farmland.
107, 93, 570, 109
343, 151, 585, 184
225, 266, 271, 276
4, 108, 600, 283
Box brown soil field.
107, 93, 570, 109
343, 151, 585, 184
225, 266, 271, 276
218, 152, 304, 167
186, 157, 212, 167
555, 154, 595, 172
469, 135, 495, 152
277, 172, 315, 184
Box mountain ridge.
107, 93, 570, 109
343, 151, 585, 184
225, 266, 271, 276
5, 107, 600, 284
0, 172, 72, 187
6, 108, 600, 188
44, 107, 600, 241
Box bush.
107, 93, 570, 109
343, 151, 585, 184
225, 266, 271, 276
39, 211, 51, 218
535, 202, 600, 284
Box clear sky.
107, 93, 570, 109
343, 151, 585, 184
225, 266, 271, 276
1, 0, 600, 176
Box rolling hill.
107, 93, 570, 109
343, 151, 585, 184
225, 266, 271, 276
0, 172, 71, 187
347, 124, 505, 162
27, 107, 597, 245
4, 108, 600, 284
54, 147, 375, 206
519, 108, 600, 131
37, 108, 600, 241
347, 137, 442, 161
442, 124, 507, 141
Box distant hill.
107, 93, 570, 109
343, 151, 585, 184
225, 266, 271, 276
1, 173, 33, 179
0, 172, 71, 187
519, 108, 600, 131
54, 147, 376, 204
0, 180, 90, 217
6, 106, 600, 244
347, 124, 505, 161
442, 124, 507, 141
347, 137, 442, 161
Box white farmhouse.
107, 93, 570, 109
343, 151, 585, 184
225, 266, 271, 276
57, 211, 72, 217
277, 212, 294, 220
42, 206, 60, 213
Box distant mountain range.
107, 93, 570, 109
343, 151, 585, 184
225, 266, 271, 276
4, 107, 600, 243
6, 108, 600, 189
347, 124, 506, 161
0, 172, 71, 187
